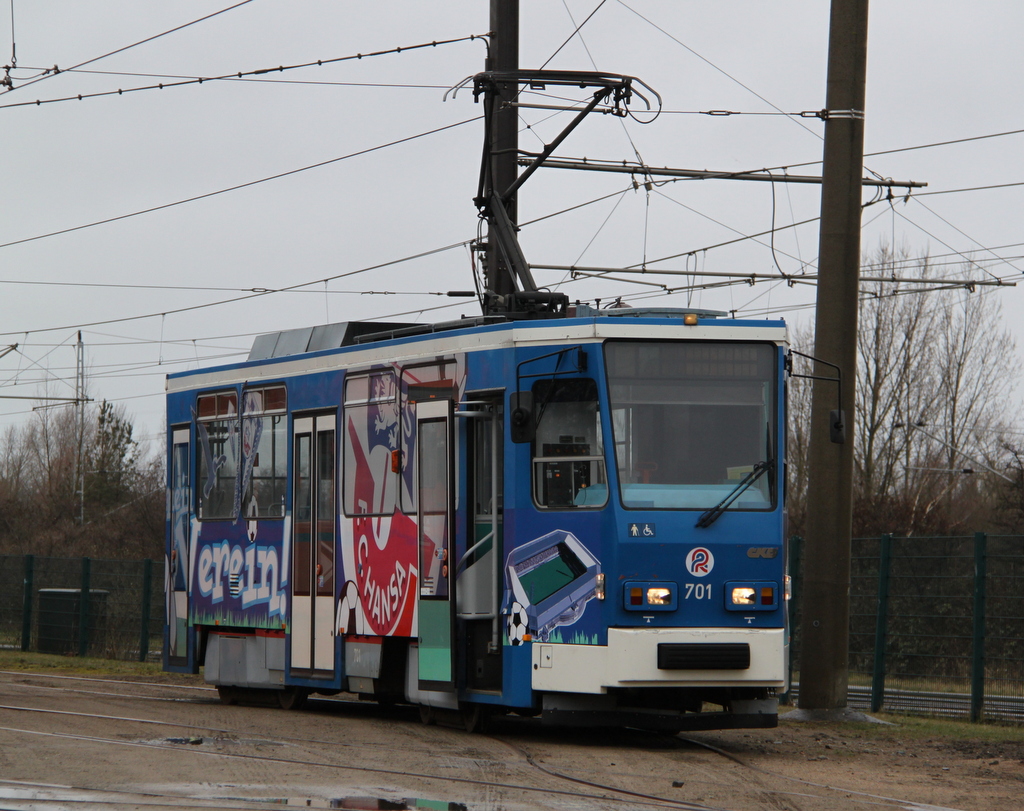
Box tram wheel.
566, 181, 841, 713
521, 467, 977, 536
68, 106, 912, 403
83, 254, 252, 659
216, 686, 239, 706
277, 687, 309, 710
418, 705, 436, 725
460, 704, 487, 734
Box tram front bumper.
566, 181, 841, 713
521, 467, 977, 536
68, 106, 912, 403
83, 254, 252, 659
531, 627, 786, 694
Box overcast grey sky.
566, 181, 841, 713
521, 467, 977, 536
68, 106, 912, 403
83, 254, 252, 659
1, 1, 1021, 449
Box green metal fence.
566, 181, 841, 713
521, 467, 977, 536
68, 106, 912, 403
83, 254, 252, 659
3, 541, 1022, 723
791, 534, 1024, 723
0, 555, 160, 662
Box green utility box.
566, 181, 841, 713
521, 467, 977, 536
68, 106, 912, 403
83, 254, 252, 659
37, 588, 108, 656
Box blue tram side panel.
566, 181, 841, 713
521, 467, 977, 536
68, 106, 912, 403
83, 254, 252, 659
164, 308, 790, 729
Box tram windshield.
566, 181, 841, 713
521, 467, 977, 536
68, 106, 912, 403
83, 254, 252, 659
605, 341, 777, 511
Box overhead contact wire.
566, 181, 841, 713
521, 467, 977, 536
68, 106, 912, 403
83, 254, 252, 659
3, 0, 257, 95
0, 116, 481, 252
0, 238, 470, 337
0, 34, 488, 110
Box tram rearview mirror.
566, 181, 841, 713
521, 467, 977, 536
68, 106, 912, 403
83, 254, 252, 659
510, 391, 535, 443
830, 409, 846, 444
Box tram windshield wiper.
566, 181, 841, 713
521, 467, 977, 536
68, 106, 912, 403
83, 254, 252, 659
695, 459, 773, 529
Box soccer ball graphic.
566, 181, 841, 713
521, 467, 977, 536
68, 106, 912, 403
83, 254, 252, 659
337, 580, 363, 636
507, 601, 530, 646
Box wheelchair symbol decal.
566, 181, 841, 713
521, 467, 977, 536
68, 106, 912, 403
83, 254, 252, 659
628, 523, 656, 538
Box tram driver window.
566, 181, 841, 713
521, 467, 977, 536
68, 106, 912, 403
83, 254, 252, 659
531, 378, 608, 509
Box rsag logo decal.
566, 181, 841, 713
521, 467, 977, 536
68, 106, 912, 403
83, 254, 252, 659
685, 547, 714, 577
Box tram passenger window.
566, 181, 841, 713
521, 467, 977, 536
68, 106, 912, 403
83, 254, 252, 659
531, 378, 607, 509
197, 392, 238, 520
293, 433, 312, 597
399, 360, 458, 515
316, 429, 336, 596
241, 387, 287, 519
196, 387, 287, 521
343, 371, 399, 517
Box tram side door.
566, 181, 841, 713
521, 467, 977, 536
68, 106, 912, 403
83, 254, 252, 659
460, 398, 503, 692
167, 427, 192, 670
291, 413, 337, 675
416, 399, 455, 689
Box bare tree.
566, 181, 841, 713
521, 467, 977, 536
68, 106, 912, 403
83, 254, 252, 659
933, 283, 1015, 469
0, 397, 163, 558
856, 246, 940, 503
0, 424, 33, 546
993, 442, 1024, 531
23, 404, 82, 553
788, 246, 1019, 537
786, 323, 814, 537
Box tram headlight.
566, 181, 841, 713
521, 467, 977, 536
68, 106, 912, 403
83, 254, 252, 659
647, 586, 673, 605
623, 581, 677, 611
731, 587, 757, 606
725, 581, 779, 611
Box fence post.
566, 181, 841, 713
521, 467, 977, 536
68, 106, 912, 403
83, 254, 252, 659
139, 559, 153, 662
870, 534, 892, 712
970, 532, 987, 723
78, 557, 91, 658
21, 554, 34, 651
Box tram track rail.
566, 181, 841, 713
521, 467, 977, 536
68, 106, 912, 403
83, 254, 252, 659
0, 694, 713, 811
0, 724, 717, 811
0, 778, 322, 811
0, 673, 979, 811
1, 714, 924, 811
788, 683, 1024, 723
14, 670, 1021, 724
0, 670, 214, 691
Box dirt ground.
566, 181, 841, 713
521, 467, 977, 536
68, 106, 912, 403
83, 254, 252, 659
697, 710, 1024, 810
1, 665, 1023, 810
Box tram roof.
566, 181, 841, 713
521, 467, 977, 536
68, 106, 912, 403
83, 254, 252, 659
166, 308, 787, 393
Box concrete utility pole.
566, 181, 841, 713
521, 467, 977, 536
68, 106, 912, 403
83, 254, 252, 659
798, 0, 870, 710
77, 330, 86, 525
485, 0, 519, 300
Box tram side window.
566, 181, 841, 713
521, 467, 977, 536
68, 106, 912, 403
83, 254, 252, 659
531, 378, 608, 509
196, 386, 287, 520
293, 431, 312, 597
241, 386, 287, 518
399, 360, 458, 515
196, 392, 239, 520
343, 371, 399, 516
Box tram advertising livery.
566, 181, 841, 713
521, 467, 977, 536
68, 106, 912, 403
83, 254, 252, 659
165, 62, 791, 731
165, 308, 790, 730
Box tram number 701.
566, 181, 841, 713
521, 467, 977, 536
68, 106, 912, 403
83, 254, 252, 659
684, 583, 712, 600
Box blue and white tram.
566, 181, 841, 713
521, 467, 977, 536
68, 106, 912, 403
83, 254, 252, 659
165, 306, 789, 730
